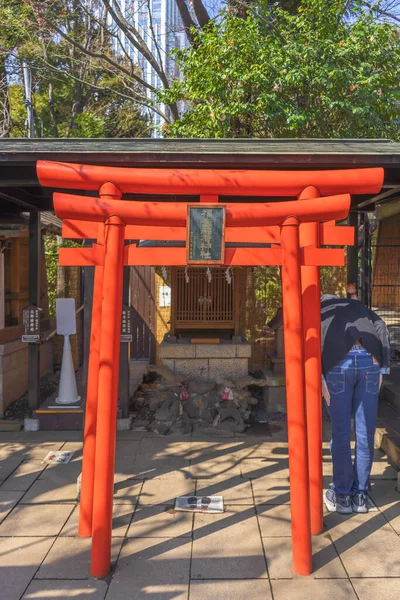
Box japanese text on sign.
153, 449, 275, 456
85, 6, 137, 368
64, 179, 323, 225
22, 305, 41, 343
120, 305, 133, 343
187, 205, 226, 264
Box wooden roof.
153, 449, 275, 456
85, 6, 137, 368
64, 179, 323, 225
1, 138, 400, 213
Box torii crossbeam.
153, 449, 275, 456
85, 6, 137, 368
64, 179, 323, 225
36, 161, 384, 579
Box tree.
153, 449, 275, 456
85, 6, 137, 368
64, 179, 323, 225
160, 0, 400, 138
0, 0, 149, 137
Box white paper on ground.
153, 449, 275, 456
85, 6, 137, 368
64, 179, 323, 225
175, 495, 224, 513
42, 451, 75, 465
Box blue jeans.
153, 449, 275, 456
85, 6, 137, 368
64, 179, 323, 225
325, 350, 380, 495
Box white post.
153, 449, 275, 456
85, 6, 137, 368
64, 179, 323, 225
55, 298, 80, 405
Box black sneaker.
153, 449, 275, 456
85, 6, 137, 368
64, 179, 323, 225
352, 492, 368, 514
325, 488, 352, 514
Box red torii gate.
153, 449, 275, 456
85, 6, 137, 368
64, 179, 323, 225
37, 161, 384, 579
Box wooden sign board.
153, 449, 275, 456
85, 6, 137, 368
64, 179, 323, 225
120, 305, 133, 343
22, 305, 41, 343
187, 205, 226, 265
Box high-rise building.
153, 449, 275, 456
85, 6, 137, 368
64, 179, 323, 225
114, 0, 189, 135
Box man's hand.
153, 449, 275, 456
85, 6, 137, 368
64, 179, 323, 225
322, 376, 331, 406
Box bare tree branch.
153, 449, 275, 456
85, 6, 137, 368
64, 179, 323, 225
361, 1, 400, 23
37, 10, 159, 95
175, 0, 199, 45
101, 0, 169, 88
192, 0, 211, 28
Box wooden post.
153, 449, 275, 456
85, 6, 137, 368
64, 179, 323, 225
299, 186, 324, 536
118, 264, 131, 418
28, 211, 41, 415
91, 208, 125, 579
347, 212, 359, 297
78, 229, 104, 538
280, 216, 312, 576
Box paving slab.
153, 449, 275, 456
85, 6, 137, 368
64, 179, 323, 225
137, 439, 191, 459
139, 477, 195, 506
38, 461, 82, 483
189, 579, 272, 599
20, 477, 77, 504
252, 476, 290, 505
0, 460, 46, 491
0, 432, 24, 442
322, 450, 398, 480
20, 431, 80, 442
192, 505, 267, 579
115, 430, 148, 441
236, 442, 289, 460
189, 457, 241, 479
106, 537, 191, 600
0, 441, 64, 460
351, 578, 400, 600
0, 490, 24, 523
0, 536, 55, 600
127, 505, 193, 538
196, 476, 253, 504
0, 503, 74, 536
188, 441, 243, 462
368, 480, 400, 534
239, 458, 289, 479
113, 479, 143, 504
114, 440, 141, 458
0, 457, 22, 481
132, 456, 191, 480
22, 579, 108, 600
257, 504, 292, 537
325, 511, 400, 576
35, 537, 123, 579
61, 504, 134, 537
263, 534, 346, 579
271, 579, 357, 600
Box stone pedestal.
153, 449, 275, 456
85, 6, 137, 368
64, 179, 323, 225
262, 370, 286, 413
158, 341, 251, 381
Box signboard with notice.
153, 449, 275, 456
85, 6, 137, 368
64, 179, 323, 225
22, 305, 41, 343
187, 204, 226, 265
120, 305, 133, 343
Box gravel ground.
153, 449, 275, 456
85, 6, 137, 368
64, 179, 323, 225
4, 371, 60, 420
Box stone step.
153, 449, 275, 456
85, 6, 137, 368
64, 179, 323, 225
0, 419, 22, 432
382, 382, 400, 412
375, 425, 400, 470
375, 397, 400, 472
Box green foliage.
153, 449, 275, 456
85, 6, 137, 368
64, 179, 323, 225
161, 0, 400, 138
253, 266, 282, 324
1, 0, 150, 138
44, 234, 82, 318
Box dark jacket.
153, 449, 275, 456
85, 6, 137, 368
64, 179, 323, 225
321, 296, 390, 375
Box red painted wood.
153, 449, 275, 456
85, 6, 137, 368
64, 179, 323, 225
37, 160, 384, 196
299, 186, 324, 537
59, 245, 344, 267
54, 192, 351, 226
280, 216, 312, 575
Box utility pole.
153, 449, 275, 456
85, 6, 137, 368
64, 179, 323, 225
22, 60, 34, 138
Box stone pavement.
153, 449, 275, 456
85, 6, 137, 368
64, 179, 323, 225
0, 425, 399, 600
